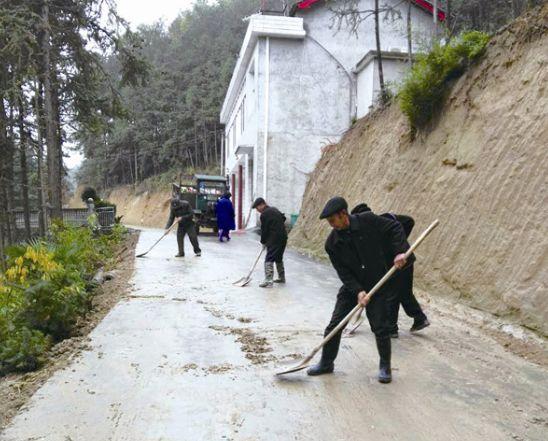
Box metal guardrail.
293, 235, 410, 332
12, 205, 116, 232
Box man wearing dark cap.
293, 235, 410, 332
350, 203, 430, 338
307, 196, 410, 383
165, 197, 201, 257
252, 197, 288, 288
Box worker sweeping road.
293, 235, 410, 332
350, 203, 430, 338
252, 197, 287, 288
307, 197, 411, 383
165, 197, 201, 257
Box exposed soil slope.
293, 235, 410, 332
290, 6, 548, 336
105, 186, 171, 228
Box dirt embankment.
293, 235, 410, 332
290, 6, 548, 336
106, 186, 171, 228
69, 185, 171, 228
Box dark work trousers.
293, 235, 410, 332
387, 266, 427, 332
321, 287, 391, 364
177, 223, 201, 255
265, 241, 287, 263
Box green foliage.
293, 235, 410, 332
0, 313, 50, 375
398, 31, 490, 129
76, 0, 257, 190
80, 187, 117, 211
0, 223, 127, 374
20, 276, 89, 339
81, 187, 98, 202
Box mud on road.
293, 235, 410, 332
1, 229, 547, 441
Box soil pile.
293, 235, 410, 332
290, 6, 548, 335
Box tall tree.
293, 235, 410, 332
17, 90, 32, 239
40, 0, 63, 219
374, 0, 388, 103
407, 0, 413, 66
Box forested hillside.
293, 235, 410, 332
76, 0, 257, 190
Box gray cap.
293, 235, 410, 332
319, 197, 348, 219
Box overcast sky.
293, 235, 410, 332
115, 0, 195, 28
66, 0, 196, 170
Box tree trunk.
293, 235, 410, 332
194, 122, 198, 169
407, 0, 413, 66
17, 92, 32, 240
34, 81, 48, 235
41, 0, 62, 220
6, 104, 16, 240
374, 0, 387, 104
213, 123, 218, 168
446, 0, 452, 39
0, 75, 13, 245
134, 146, 138, 184
203, 121, 208, 167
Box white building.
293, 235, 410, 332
220, 0, 444, 228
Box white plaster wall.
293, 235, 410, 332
264, 36, 352, 215
296, 0, 436, 72
356, 61, 375, 118
356, 56, 411, 118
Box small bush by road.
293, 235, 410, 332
0, 223, 127, 375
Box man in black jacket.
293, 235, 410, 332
165, 197, 201, 257
351, 204, 430, 338
252, 197, 288, 288
307, 197, 410, 383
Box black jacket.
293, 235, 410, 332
381, 213, 414, 238
260, 206, 287, 247
166, 199, 194, 229
325, 212, 410, 295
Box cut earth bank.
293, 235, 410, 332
290, 5, 548, 337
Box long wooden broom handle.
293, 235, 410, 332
146, 218, 180, 253
246, 246, 265, 278
312, 219, 440, 354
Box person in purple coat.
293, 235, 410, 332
215, 192, 236, 242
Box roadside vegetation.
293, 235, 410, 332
0, 224, 127, 375
399, 30, 491, 129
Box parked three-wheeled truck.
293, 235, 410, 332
172, 175, 228, 235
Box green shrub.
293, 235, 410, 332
81, 187, 98, 202
0, 313, 50, 374
49, 224, 102, 278
20, 274, 88, 339
94, 199, 116, 211
0, 223, 127, 374
399, 31, 490, 129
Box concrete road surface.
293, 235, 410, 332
2, 228, 547, 441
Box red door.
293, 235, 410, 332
238, 165, 243, 229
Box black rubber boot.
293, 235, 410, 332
259, 262, 274, 288
176, 232, 185, 257
307, 360, 334, 376
274, 261, 286, 283
410, 318, 430, 333
376, 336, 392, 384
